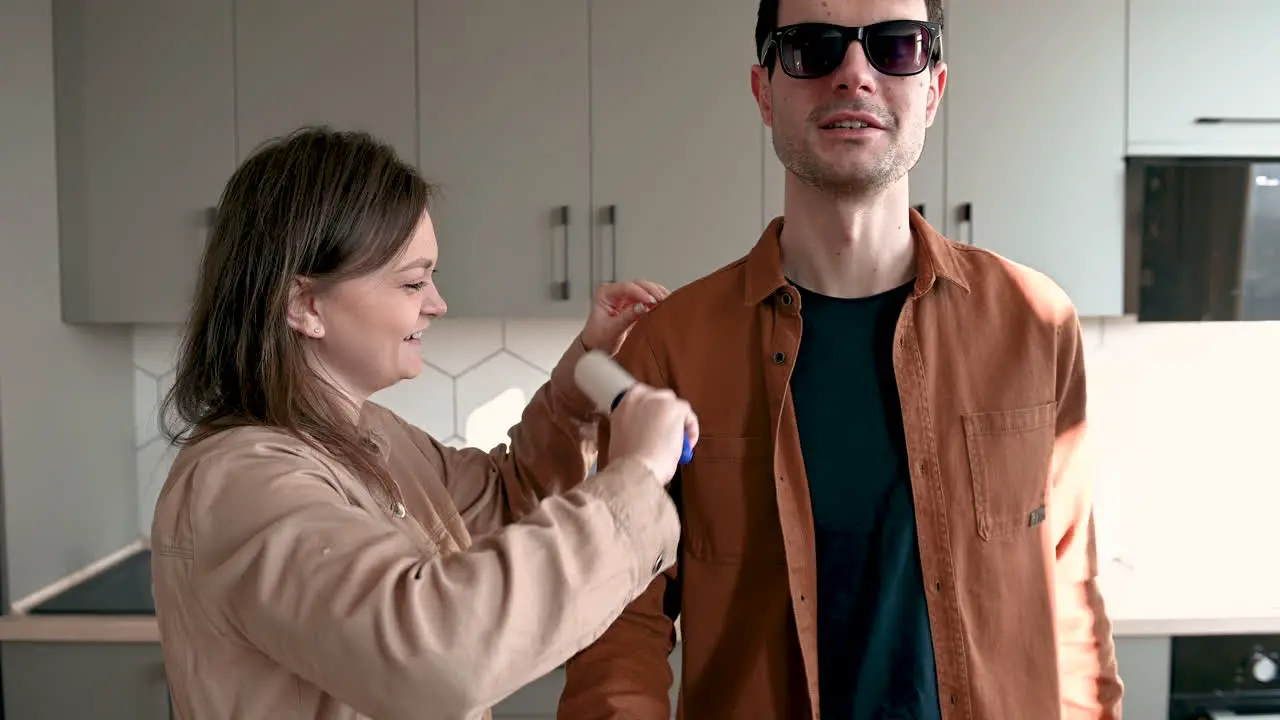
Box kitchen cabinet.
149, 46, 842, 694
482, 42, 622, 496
234, 0, 417, 163
1113, 635, 1171, 720
417, 0, 593, 319
420, 0, 765, 318
55, 0, 1127, 323
943, 0, 1126, 317
2, 642, 171, 720
52, 0, 235, 324
53, 0, 417, 324
764, 0, 1125, 317
588, 0, 764, 296
1128, 0, 1280, 157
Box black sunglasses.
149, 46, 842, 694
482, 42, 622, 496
760, 20, 942, 79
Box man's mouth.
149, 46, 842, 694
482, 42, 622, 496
823, 119, 871, 129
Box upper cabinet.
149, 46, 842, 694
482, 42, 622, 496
54, 0, 417, 324
234, 0, 417, 163
53, 0, 235, 324
944, 0, 1126, 317
420, 0, 763, 318
418, 0, 593, 319
589, 0, 763, 295
1129, 0, 1280, 157
57, 0, 1133, 322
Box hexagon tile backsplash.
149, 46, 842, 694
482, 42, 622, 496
132, 319, 582, 536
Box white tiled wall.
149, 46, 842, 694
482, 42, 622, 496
133, 316, 1280, 609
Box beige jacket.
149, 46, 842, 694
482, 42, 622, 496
150, 338, 680, 720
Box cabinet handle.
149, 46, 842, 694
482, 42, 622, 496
1194, 117, 1280, 125
912, 203, 925, 219
604, 204, 618, 282
959, 202, 974, 245
555, 205, 571, 300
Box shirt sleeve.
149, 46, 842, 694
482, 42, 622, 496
1050, 313, 1125, 719
188, 440, 680, 720
560, 321, 681, 720
405, 334, 604, 537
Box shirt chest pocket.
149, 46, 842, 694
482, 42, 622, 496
961, 402, 1057, 542
680, 436, 782, 562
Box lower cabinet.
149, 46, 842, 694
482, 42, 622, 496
2, 642, 171, 720
1114, 635, 1171, 720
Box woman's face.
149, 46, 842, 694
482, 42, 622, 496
288, 210, 447, 404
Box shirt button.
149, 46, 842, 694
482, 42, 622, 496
652, 555, 665, 574
391, 502, 406, 518
780, 292, 793, 305
772, 351, 786, 364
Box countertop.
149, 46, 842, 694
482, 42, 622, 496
0, 542, 1276, 643
0, 541, 158, 643
1100, 556, 1280, 637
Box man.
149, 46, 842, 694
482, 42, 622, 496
559, 0, 1124, 717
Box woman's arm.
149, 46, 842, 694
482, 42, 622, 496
188, 441, 679, 720
398, 281, 668, 537
395, 334, 605, 536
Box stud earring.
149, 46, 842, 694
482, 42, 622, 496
311, 326, 322, 336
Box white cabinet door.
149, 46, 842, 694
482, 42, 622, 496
53, 0, 236, 323
945, 0, 1126, 317
417, 0, 592, 318
1129, 0, 1280, 157
591, 0, 766, 293
235, 0, 418, 164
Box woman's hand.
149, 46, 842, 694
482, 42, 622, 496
579, 280, 670, 356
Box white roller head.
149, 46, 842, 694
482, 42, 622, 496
573, 349, 637, 413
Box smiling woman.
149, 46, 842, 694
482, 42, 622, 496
147, 126, 700, 720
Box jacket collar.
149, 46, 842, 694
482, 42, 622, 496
743, 208, 971, 305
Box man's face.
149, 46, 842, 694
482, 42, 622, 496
751, 0, 947, 197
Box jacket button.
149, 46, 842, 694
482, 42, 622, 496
780, 292, 793, 305
772, 351, 786, 364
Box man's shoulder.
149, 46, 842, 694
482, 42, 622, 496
950, 243, 1079, 324
643, 255, 753, 329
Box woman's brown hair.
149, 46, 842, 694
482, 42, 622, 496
161, 126, 435, 486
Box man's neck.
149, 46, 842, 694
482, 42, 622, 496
778, 174, 916, 299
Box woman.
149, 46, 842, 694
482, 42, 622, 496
150, 127, 697, 720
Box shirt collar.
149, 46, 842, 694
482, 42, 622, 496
742, 207, 972, 305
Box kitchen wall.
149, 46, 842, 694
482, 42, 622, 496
133, 314, 1280, 593
0, 0, 138, 604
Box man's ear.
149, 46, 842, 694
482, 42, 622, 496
751, 64, 774, 128
925, 61, 947, 128
286, 276, 325, 339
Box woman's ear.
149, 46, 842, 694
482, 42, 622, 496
286, 276, 325, 339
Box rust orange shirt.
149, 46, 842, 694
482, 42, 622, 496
559, 211, 1124, 720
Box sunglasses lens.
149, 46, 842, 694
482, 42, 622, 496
777, 25, 848, 79
865, 21, 931, 75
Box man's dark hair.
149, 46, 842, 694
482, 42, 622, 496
755, 0, 945, 69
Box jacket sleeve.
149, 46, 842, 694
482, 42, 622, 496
559, 321, 680, 720
189, 442, 680, 720
415, 334, 603, 538
1051, 313, 1125, 719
